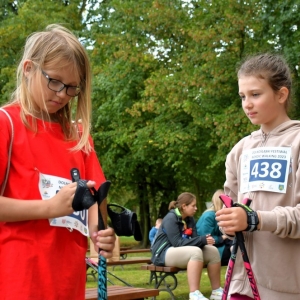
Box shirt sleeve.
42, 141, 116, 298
0, 111, 12, 189
83, 136, 106, 189
149, 227, 156, 243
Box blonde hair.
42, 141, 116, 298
10, 24, 92, 152
206, 189, 224, 212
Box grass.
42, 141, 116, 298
86, 236, 227, 299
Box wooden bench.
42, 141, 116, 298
85, 285, 159, 300
141, 264, 186, 300
87, 237, 151, 284
87, 256, 151, 268
108, 258, 151, 266
86, 257, 152, 286
120, 248, 151, 260
89, 237, 150, 264
120, 246, 131, 251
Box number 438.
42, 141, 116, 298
251, 162, 282, 179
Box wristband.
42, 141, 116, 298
234, 203, 259, 232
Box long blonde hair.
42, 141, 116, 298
9, 24, 92, 153
206, 189, 224, 212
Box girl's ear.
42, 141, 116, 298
278, 86, 289, 104
23, 60, 32, 76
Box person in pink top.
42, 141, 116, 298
216, 53, 300, 300
0, 24, 115, 299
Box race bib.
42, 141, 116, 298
39, 173, 89, 236
240, 147, 291, 194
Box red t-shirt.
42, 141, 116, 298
0, 105, 105, 300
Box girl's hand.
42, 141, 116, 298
206, 234, 215, 245
91, 227, 116, 258
48, 180, 96, 218
222, 235, 228, 240
48, 182, 77, 218
215, 206, 248, 234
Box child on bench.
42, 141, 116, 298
151, 192, 223, 300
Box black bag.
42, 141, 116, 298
107, 204, 143, 241
221, 239, 233, 266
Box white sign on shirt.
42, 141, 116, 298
240, 147, 291, 194
38, 173, 89, 236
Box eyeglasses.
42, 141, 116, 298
41, 70, 80, 97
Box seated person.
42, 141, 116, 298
149, 218, 162, 244
151, 192, 223, 300
196, 189, 233, 266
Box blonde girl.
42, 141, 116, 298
0, 24, 115, 299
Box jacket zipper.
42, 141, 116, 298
155, 241, 167, 256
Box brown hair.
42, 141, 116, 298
237, 53, 292, 111
168, 200, 177, 210
169, 192, 196, 212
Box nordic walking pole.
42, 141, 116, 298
221, 236, 238, 300
97, 181, 111, 300
69, 168, 111, 299
235, 231, 260, 300
219, 195, 240, 300
219, 195, 261, 300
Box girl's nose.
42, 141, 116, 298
243, 97, 253, 109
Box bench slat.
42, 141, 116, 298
120, 249, 150, 255
85, 286, 159, 300
141, 264, 184, 273
108, 258, 151, 266
87, 257, 151, 266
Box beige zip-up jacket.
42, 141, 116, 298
224, 120, 300, 299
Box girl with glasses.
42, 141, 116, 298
0, 24, 115, 299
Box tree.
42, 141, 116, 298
0, 0, 85, 105
87, 0, 300, 246
87, 0, 258, 245
2, 0, 300, 247
259, 0, 300, 119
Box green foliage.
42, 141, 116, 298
259, 0, 300, 119
86, 0, 300, 246
88, 0, 262, 217
0, 0, 84, 105
1, 0, 300, 245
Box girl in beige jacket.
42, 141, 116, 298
216, 53, 300, 300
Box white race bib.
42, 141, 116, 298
39, 173, 89, 236
240, 147, 291, 194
